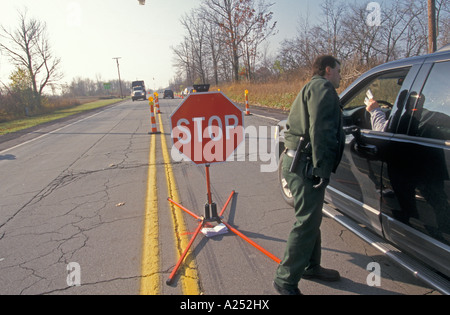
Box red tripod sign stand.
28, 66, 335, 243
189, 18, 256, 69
166, 164, 281, 285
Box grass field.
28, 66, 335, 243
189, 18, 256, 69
215, 68, 361, 110
214, 79, 306, 111
0, 98, 122, 135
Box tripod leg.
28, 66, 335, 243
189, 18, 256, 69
219, 191, 235, 217
166, 220, 204, 285
168, 197, 201, 220
222, 221, 281, 264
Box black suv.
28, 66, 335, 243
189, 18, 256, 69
277, 46, 450, 282
164, 89, 174, 99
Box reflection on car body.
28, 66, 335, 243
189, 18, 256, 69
277, 47, 450, 283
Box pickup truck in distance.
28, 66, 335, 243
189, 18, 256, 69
131, 80, 146, 101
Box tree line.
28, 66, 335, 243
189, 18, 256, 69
0, 9, 63, 117
0, 9, 127, 121
171, 0, 449, 90
171, 0, 277, 89
60, 77, 131, 98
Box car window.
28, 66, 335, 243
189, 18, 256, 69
409, 61, 450, 141
344, 69, 409, 111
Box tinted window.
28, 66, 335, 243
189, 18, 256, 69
344, 69, 409, 111
410, 61, 450, 140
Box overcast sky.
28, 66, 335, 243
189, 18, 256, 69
0, 0, 367, 91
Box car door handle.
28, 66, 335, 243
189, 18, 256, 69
355, 143, 378, 156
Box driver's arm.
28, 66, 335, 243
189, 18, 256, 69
366, 99, 388, 131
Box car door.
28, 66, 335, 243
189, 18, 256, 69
380, 58, 450, 277
326, 65, 420, 237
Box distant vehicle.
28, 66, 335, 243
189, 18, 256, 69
193, 84, 210, 92
164, 89, 174, 99
131, 80, 146, 101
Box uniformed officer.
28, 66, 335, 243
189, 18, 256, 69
273, 55, 345, 295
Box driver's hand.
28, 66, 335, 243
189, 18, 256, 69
366, 99, 379, 112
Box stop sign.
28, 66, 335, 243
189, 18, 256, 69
170, 92, 244, 165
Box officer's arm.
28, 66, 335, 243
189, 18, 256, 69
308, 82, 340, 181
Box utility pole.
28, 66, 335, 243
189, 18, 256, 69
428, 0, 437, 53
113, 57, 124, 99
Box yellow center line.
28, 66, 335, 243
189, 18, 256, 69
158, 113, 201, 295
140, 133, 160, 295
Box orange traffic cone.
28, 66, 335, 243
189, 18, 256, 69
244, 90, 251, 116
155, 95, 161, 114
148, 97, 160, 134
154, 93, 161, 114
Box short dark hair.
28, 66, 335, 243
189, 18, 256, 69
312, 55, 340, 76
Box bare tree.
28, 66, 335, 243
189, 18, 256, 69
277, 8, 328, 75
203, 0, 244, 82
0, 9, 62, 110
342, 3, 383, 67
204, 14, 223, 85
203, 0, 276, 82
436, 0, 450, 46
180, 9, 209, 84
240, 0, 277, 81
374, 0, 426, 62
320, 0, 348, 59
172, 0, 277, 85
172, 37, 195, 85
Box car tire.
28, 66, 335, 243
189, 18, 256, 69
278, 151, 294, 207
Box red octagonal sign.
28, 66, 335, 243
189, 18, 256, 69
170, 92, 244, 165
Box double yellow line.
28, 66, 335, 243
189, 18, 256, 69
140, 112, 200, 295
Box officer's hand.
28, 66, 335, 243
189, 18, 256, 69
313, 177, 330, 189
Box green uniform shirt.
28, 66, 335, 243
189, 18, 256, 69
285, 75, 345, 179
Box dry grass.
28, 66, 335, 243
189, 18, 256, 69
214, 78, 307, 111
0, 98, 121, 135
214, 62, 370, 110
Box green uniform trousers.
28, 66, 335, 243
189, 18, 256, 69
274, 154, 326, 290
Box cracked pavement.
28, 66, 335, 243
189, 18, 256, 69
0, 102, 150, 294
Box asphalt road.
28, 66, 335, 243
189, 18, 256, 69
0, 97, 441, 295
